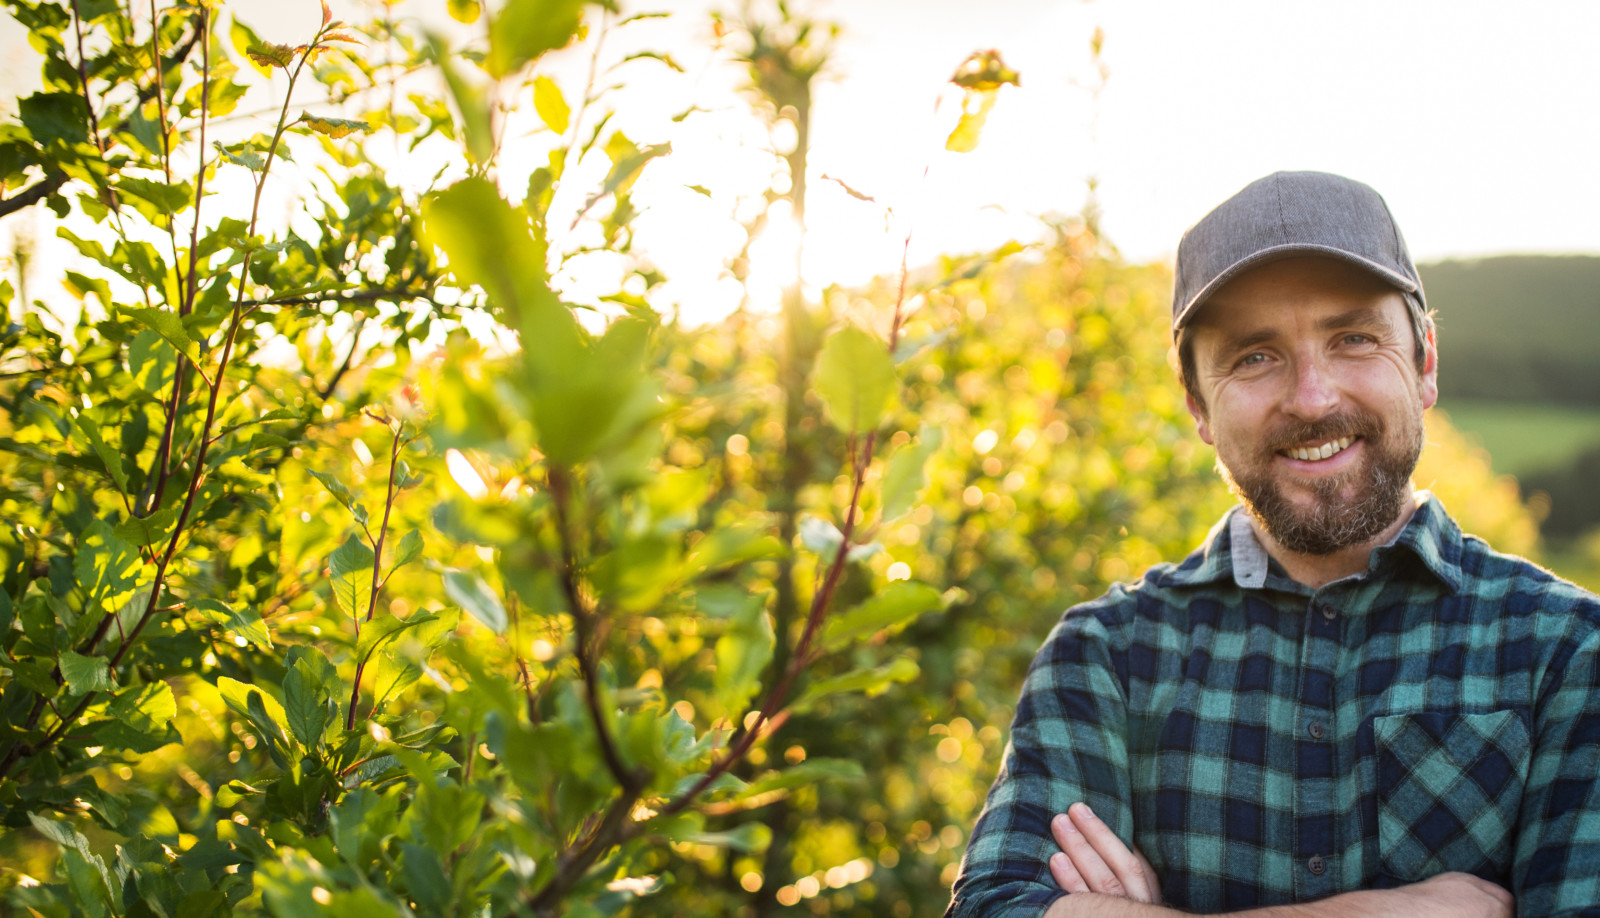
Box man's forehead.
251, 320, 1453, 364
1188, 257, 1404, 330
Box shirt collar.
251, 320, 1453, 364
1159, 491, 1464, 593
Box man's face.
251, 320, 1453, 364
1183, 257, 1439, 555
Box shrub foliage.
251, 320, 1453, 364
0, 0, 1543, 915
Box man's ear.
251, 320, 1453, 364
1419, 322, 1439, 410
1186, 392, 1214, 445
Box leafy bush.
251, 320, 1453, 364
0, 0, 1545, 915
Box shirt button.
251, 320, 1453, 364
1319, 604, 1338, 621
1307, 721, 1326, 740
1307, 855, 1327, 876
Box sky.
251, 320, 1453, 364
2, 0, 1597, 324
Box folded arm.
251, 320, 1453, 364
1043, 802, 1511, 918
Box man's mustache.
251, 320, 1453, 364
1260, 411, 1385, 455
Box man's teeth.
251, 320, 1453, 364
1287, 437, 1354, 461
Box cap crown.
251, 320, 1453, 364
1172, 171, 1423, 331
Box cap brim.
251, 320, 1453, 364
1173, 244, 1420, 331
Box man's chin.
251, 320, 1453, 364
1220, 461, 1410, 556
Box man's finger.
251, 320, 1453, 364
1134, 843, 1162, 904
1048, 850, 1089, 893
1051, 810, 1128, 897
1067, 803, 1157, 903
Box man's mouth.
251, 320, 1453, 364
1281, 436, 1356, 462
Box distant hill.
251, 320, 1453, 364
1418, 255, 1600, 406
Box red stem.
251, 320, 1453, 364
346, 424, 404, 731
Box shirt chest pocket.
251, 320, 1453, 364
1373, 710, 1531, 882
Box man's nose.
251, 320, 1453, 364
1282, 357, 1340, 420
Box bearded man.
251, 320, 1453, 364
946, 172, 1600, 918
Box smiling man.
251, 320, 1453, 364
946, 172, 1600, 917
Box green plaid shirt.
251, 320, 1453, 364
949, 494, 1600, 916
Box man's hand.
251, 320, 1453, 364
1041, 805, 1509, 918
1047, 803, 1161, 904
1339, 873, 1513, 918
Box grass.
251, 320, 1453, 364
1434, 399, 1600, 478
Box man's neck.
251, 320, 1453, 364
1250, 494, 1422, 589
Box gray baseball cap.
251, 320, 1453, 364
1171, 171, 1425, 333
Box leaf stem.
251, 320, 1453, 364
346, 420, 404, 730
547, 464, 647, 795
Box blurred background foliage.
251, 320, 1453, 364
0, 0, 1573, 915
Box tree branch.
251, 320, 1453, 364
346, 419, 404, 731
547, 464, 648, 796
0, 24, 201, 222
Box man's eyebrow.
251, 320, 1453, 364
1316, 305, 1397, 333
1209, 328, 1278, 367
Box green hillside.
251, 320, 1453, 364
1437, 399, 1600, 478
1419, 255, 1600, 406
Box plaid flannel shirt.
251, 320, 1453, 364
948, 494, 1600, 917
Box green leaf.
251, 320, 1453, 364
230, 17, 273, 77
308, 469, 362, 520
713, 593, 773, 716
212, 140, 264, 172
400, 842, 451, 910
420, 177, 577, 357
532, 75, 570, 134
487, 0, 585, 79
123, 306, 202, 366
356, 611, 442, 668
128, 327, 176, 393
580, 133, 669, 216
194, 598, 273, 650
430, 36, 494, 164
813, 325, 897, 433
881, 425, 944, 521
443, 569, 506, 634
735, 758, 866, 800
668, 771, 746, 801
60, 650, 116, 695
107, 680, 177, 733
691, 585, 765, 620
446, 0, 480, 23
114, 506, 178, 547
685, 821, 771, 853
28, 812, 92, 853
686, 519, 788, 573
794, 657, 920, 713
370, 612, 453, 712
528, 314, 658, 466
115, 175, 193, 218
823, 581, 944, 650
64, 847, 117, 917
247, 41, 298, 70
329, 534, 375, 621
297, 111, 369, 139
18, 92, 88, 146
216, 676, 291, 755
390, 529, 424, 571
74, 415, 127, 492
282, 655, 330, 750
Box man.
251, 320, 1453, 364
946, 171, 1600, 917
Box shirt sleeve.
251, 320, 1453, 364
945, 589, 1139, 918
1514, 607, 1600, 917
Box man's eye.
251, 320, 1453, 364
1237, 352, 1267, 368
1342, 334, 1374, 346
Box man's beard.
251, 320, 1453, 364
1216, 407, 1424, 556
